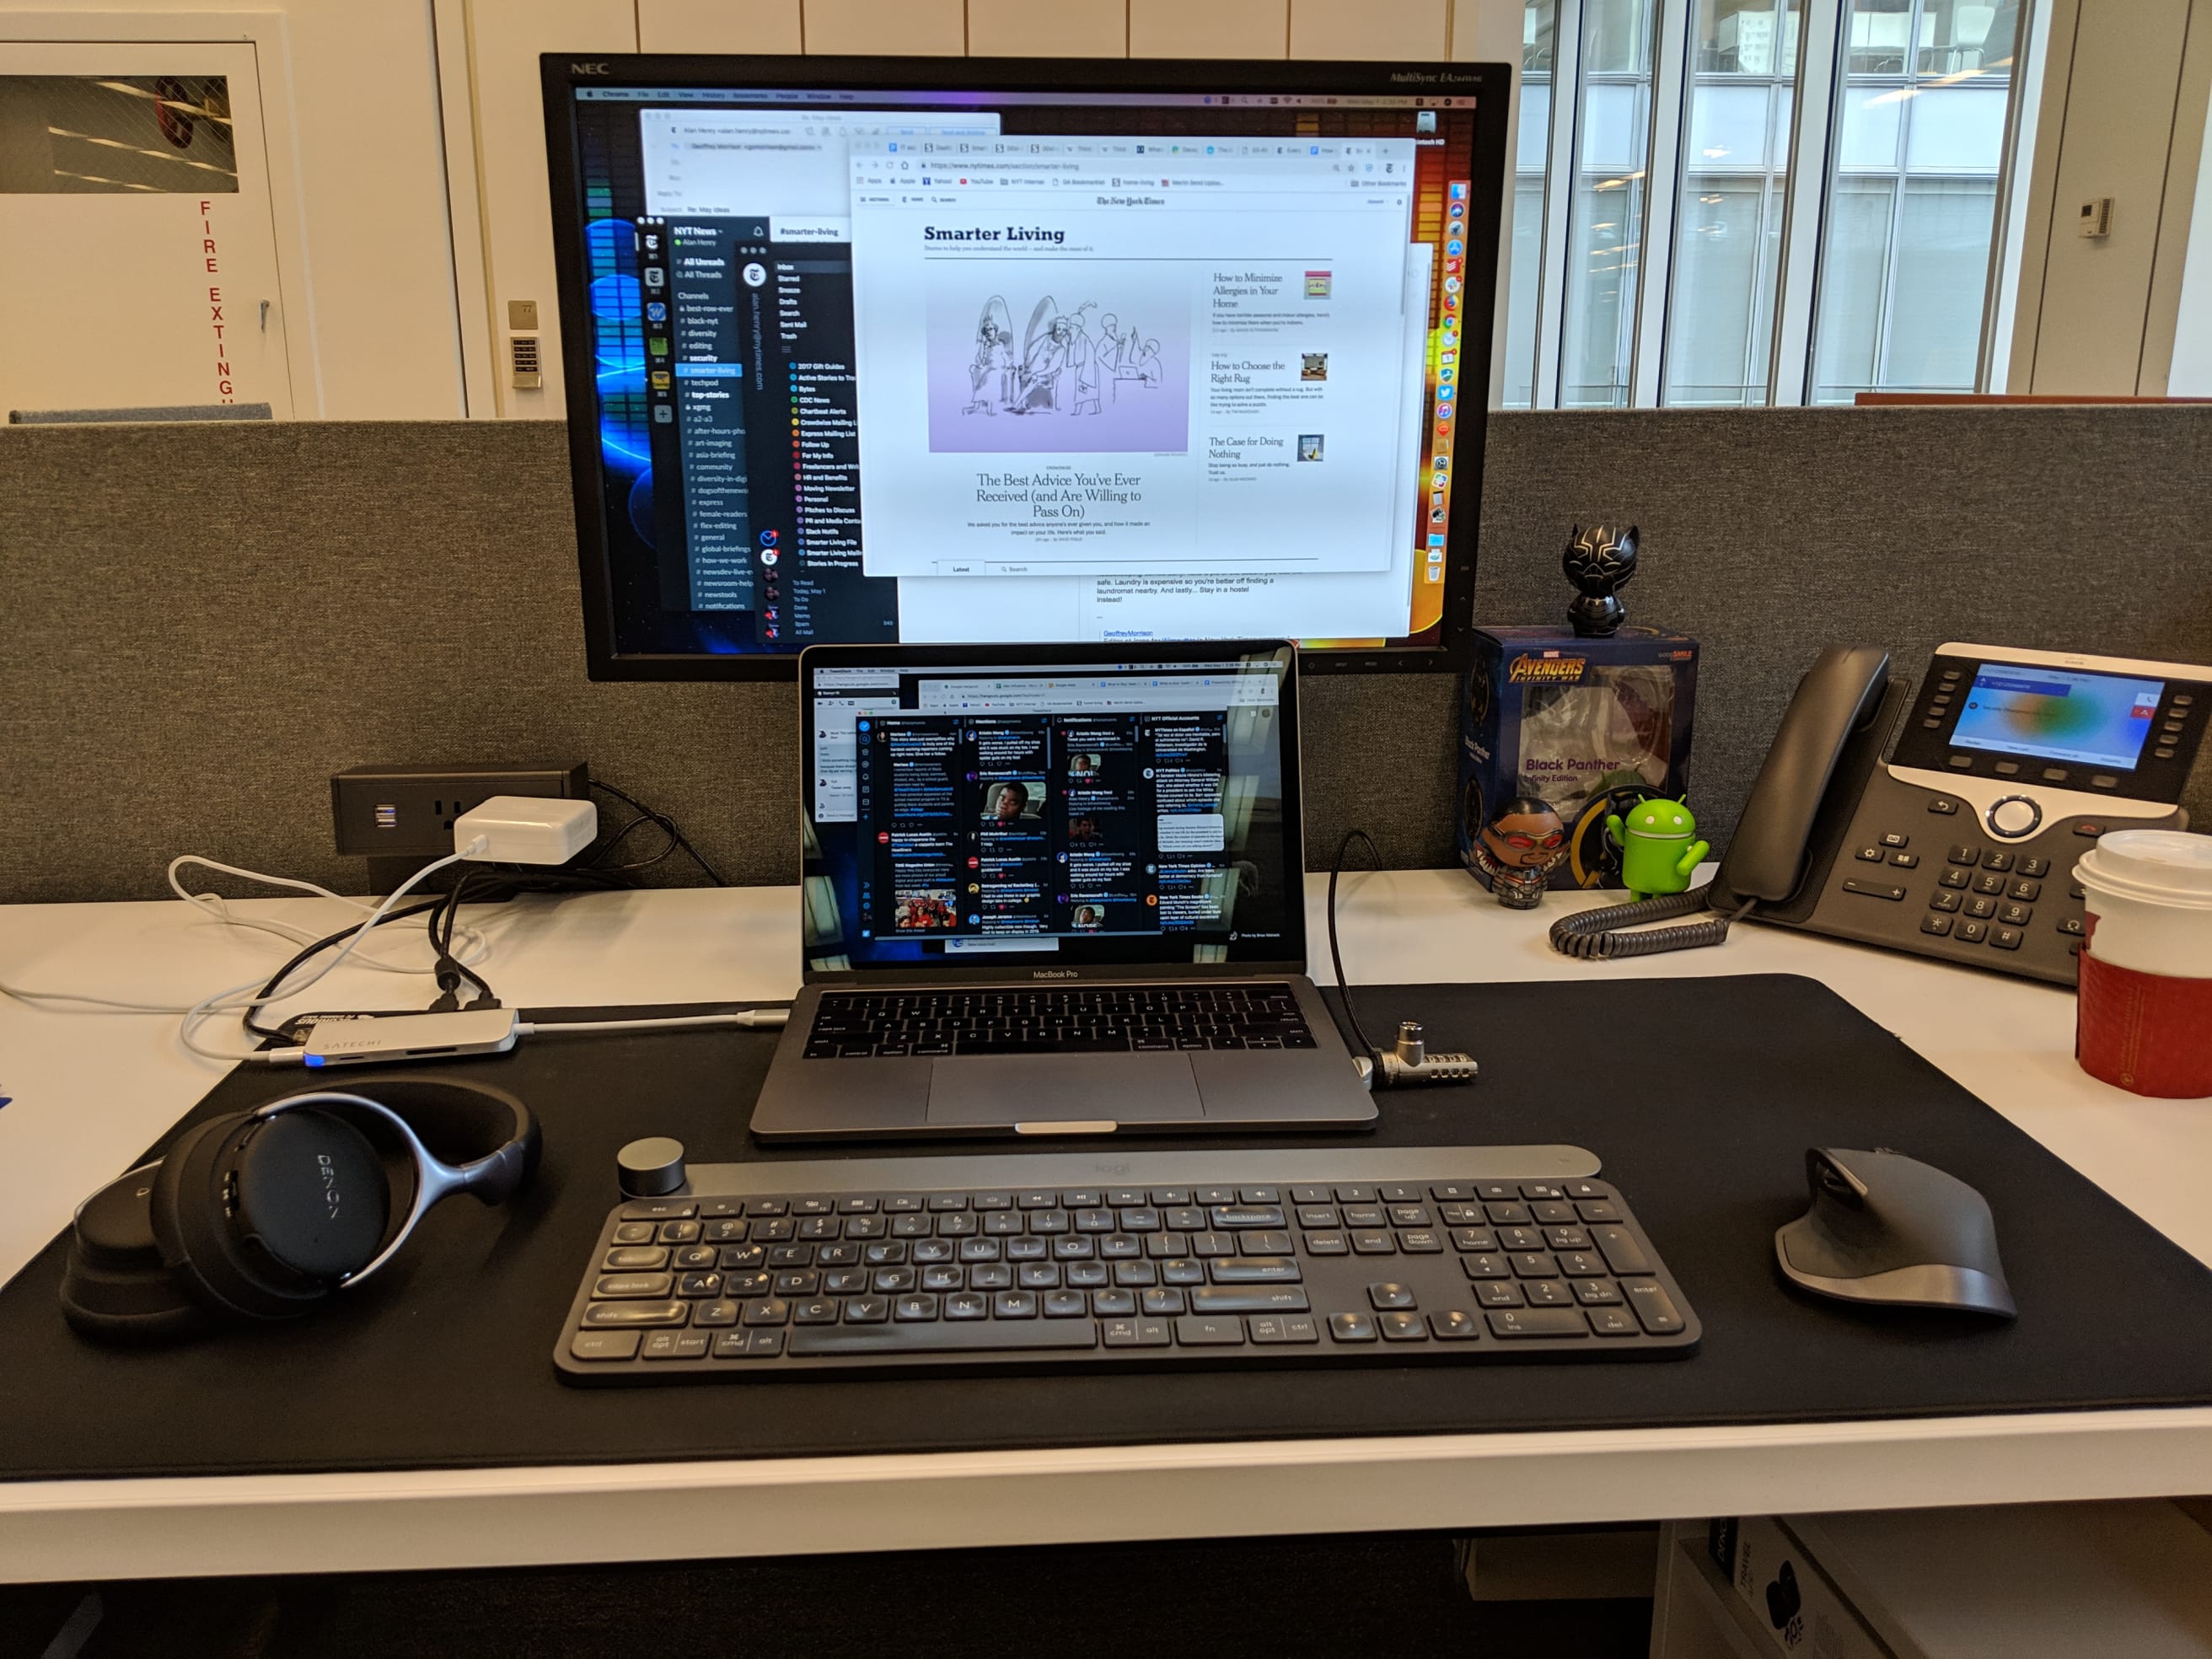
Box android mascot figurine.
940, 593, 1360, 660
1607, 795, 1710, 900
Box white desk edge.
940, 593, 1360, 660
3, 872, 2209, 1582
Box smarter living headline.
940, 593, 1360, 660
921, 225, 1068, 244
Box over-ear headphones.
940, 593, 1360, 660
60, 1077, 539, 1343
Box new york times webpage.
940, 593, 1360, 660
848, 139, 1418, 585
891, 237, 1428, 644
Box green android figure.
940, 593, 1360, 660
1607, 795, 1710, 900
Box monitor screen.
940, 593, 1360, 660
544, 56, 1508, 678
801, 642, 1300, 974
1949, 666, 2166, 770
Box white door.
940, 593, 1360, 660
0, 40, 293, 417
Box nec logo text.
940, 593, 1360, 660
572, 61, 610, 75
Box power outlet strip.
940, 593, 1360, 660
330, 761, 588, 858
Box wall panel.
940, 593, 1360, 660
461, 0, 638, 421
1288, 0, 1447, 59
800, 0, 965, 55
1129, 0, 1288, 59
966, 0, 1129, 57
636, 0, 804, 53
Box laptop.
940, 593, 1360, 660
751, 641, 1378, 1139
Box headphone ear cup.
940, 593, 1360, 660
233, 1109, 390, 1280
60, 1165, 207, 1343
148, 1114, 339, 1321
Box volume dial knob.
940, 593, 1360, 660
615, 1136, 687, 1198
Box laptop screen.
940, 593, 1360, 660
802, 642, 1302, 974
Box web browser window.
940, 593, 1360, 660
847, 139, 1418, 586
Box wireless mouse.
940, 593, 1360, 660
1775, 1147, 2016, 1318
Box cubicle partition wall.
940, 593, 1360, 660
3, 407, 2206, 905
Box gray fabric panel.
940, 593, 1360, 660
3, 421, 795, 905
1458, 406, 2212, 866
3, 408, 2206, 905
7, 403, 273, 424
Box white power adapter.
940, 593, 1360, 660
454, 795, 599, 864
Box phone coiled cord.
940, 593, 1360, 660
1548, 883, 1754, 959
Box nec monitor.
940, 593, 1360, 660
543, 54, 1510, 679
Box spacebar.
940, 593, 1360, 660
953, 1039, 1133, 1055
790, 1322, 1100, 1356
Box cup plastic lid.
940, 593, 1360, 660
2080, 830, 2212, 905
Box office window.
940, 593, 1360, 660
1501, 0, 1559, 410
1501, 0, 2035, 410
1662, 0, 1798, 406
1560, 0, 1657, 407
1809, 0, 2023, 401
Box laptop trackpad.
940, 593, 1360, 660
925, 1052, 1204, 1126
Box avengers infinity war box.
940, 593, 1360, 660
1458, 625, 1699, 894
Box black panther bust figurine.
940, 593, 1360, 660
1563, 524, 1639, 637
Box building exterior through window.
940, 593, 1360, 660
1501, 0, 2033, 410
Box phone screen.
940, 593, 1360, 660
1949, 667, 2165, 770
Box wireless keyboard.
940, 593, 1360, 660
555, 1148, 1699, 1382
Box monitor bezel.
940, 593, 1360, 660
544, 52, 1511, 681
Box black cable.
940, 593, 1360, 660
1547, 883, 1753, 959
589, 779, 728, 886
242, 901, 445, 1040
588, 809, 682, 872
427, 861, 646, 1010
428, 867, 497, 1010
250, 781, 721, 1039
1326, 829, 1385, 1060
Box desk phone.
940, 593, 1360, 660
1721, 643, 2209, 985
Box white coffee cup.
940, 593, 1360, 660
2075, 830, 2212, 976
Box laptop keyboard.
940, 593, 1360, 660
556, 1149, 1699, 1382
802, 985, 1318, 1059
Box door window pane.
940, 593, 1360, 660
1663, 0, 1799, 407
0, 75, 236, 193
1811, 0, 2026, 402
1560, 0, 1656, 408
1501, 0, 1558, 410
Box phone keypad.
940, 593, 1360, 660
1898, 810, 2091, 954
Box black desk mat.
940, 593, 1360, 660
7, 974, 2212, 1482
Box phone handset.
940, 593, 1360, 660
1708, 646, 1893, 907
1550, 645, 1894, 959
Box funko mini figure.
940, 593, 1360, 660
1476, 796, 1568, 910
1607, 795, 1710, 899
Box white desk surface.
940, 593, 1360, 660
3, 872, 2209, 1582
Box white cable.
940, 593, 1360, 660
167, 855, 489, 971
175, 843, 486, 1063
515, 1011, 788, 1037
0, 982, 203, 1015
5, 843, 778, 1065
3, 848, 497, 1034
